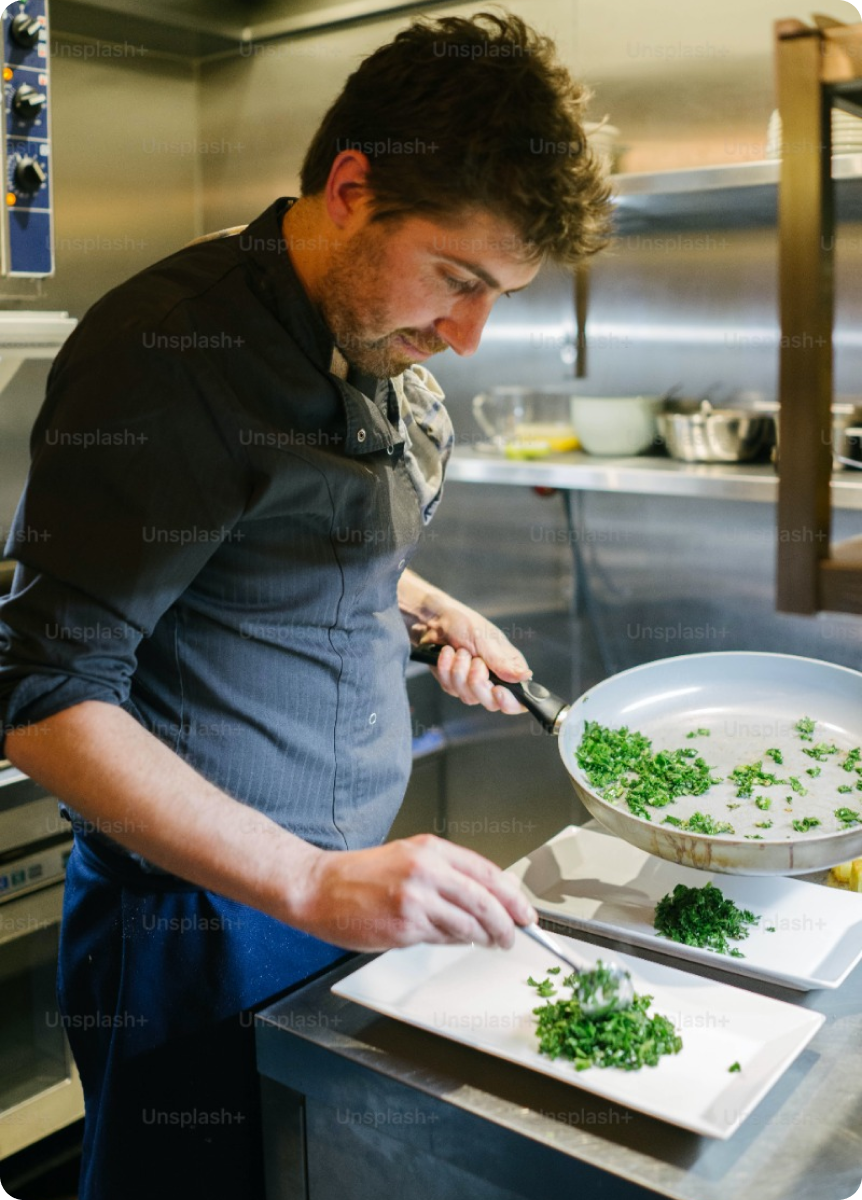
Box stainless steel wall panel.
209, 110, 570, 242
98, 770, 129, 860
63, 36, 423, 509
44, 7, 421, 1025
47, 34, 199, 318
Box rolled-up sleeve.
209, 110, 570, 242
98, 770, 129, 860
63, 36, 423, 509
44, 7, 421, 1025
0, 302, 250, 753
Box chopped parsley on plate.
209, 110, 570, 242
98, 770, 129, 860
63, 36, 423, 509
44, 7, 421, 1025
653, 882, 760, 956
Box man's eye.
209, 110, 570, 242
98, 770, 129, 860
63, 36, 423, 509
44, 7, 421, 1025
444, 274, 481, 295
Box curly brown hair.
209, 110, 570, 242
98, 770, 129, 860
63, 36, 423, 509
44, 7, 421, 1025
300, 11, 613, 266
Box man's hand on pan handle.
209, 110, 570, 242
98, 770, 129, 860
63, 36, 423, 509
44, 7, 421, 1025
397, 568, 530, 714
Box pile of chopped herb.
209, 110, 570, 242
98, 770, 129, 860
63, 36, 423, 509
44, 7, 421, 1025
836, 807, 861, 827
653, 882, 760, 956
576, 722, 719, 820
528, 968, 682, 1071
842, 748, 861, 773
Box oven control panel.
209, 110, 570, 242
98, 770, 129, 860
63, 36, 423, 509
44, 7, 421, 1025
0, 837, 71, 900
1, 0, 52, 275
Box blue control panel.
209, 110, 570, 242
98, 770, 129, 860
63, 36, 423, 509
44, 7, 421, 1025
1, 0, 52, 276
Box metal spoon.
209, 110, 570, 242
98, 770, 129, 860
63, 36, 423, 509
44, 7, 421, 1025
520, 923, 635, 1018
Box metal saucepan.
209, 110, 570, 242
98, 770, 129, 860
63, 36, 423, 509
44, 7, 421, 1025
410, 647, 862, 875
657, 399, 773, 463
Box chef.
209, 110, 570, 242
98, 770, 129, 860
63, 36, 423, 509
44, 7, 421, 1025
0, 10, 610, 1199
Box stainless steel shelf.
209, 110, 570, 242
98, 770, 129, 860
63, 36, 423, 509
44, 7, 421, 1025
0, 311, 77, 393
446, 448, 862, 509
611, 155, 862, 233
613, 155, 862, 196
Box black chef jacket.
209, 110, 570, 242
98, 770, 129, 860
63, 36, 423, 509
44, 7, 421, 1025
0, 198, 449, 858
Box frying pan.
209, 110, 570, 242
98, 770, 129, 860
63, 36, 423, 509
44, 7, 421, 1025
410, 647, 862, 875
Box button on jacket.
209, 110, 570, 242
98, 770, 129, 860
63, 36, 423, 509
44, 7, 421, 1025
0, 198, 451, 861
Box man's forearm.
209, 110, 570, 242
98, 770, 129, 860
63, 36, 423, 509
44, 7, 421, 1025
4, 696, 536, 950
4, 701, 320, 925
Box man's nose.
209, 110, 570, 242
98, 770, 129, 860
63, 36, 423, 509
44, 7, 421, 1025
434, 297, 494, 357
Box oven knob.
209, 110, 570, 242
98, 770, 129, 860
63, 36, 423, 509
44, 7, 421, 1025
10, 14, 42, 48
14, 156, 46, 193
12, 84, 47, 119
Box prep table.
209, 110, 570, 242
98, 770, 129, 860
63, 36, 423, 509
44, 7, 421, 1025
255, 909, 862, 1200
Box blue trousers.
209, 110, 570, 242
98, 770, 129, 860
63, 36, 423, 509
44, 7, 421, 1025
58, 835, 347, 1200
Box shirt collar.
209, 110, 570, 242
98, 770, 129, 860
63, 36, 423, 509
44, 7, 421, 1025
237, 198, 403, 458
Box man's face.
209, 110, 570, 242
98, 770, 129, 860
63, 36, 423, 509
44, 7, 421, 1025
318, 208, 541, 377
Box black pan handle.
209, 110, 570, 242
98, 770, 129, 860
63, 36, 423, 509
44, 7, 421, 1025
409, 643, 569, 735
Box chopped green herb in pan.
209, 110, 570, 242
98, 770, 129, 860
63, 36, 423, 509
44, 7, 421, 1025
802, 743, 839, 762
576, 718, 862, 840
796, 716, 816, 741
791, 817, 821, 833
728, 761, 782, 799
575, 722, 719, 821
663, 812, 735, 835
835, 808, 861, 828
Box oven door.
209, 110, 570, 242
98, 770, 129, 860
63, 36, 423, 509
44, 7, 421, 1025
0, 881, 84, 1159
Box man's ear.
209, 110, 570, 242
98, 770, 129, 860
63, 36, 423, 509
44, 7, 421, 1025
324, 150, 373, 230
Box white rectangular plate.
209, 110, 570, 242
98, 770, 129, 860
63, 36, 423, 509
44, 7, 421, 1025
332, 934, 824, 1139
507, 826, 862, 990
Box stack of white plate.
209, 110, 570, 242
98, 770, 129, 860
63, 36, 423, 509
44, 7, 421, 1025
766, 107, 862, 158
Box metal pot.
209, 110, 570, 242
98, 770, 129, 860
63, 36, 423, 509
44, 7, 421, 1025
657, 399, 773, 463
754, 398, 862, 467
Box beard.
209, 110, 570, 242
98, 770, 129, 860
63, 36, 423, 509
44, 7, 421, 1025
317, 223, 448, 378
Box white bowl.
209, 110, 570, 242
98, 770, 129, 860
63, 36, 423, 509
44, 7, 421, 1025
570, 395, 661, 456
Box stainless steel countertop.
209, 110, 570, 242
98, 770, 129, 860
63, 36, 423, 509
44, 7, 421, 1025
257, 902, 862, 1200
446, 448, 862, 510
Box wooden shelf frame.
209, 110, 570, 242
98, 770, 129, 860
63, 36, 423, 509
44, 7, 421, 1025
775, 18, 862, 615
